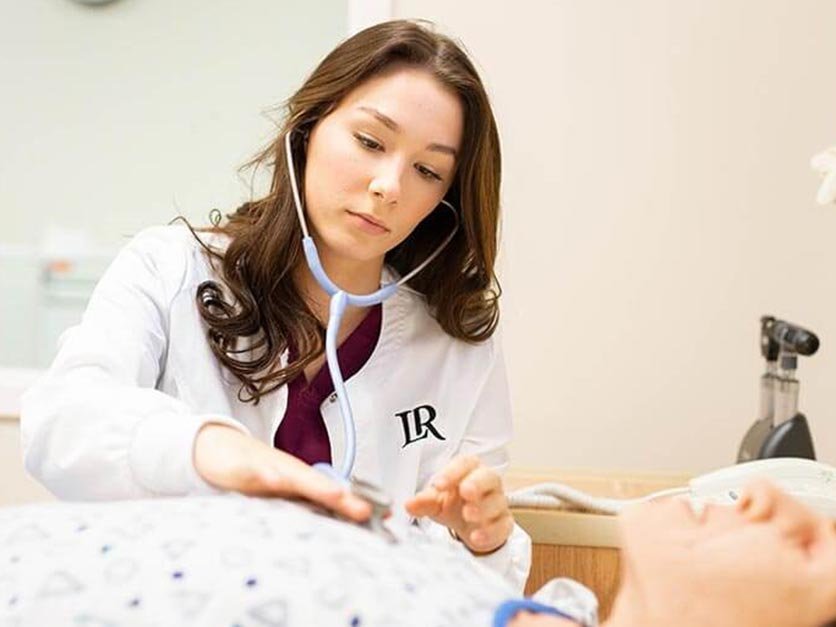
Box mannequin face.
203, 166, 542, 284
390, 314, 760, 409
512, 482, 836, 627
613, 484, 836, 627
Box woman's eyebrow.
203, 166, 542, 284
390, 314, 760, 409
358, 105, 400, 131
357, 106, 457, 158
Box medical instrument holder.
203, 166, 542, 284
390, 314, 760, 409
737, 316, 819, 462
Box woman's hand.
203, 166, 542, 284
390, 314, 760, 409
193, 423, 372, 522
405, 454, 514, 554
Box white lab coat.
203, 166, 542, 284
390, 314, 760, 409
20, 225, 531, 591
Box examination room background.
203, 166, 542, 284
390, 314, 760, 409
2, 0, 836, 505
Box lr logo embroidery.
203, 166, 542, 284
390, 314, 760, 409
395, 405, 446, 448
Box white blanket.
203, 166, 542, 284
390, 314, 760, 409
0, 494, 597, 626
0, 494, 516, 626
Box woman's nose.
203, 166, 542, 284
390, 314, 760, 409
368, 160, 404, 205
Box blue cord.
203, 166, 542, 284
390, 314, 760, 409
492, 599, 579, 627
303, 236, 394, 481
325, 290, 354, 478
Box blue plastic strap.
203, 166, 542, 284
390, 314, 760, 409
492, 599, 579, 627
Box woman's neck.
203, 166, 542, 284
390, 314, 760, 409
294, 247, 384, 328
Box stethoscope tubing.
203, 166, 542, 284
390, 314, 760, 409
284, 129, 459, 479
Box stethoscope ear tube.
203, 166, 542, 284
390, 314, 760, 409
302, 237, 399, 305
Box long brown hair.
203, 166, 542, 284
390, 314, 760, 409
183, 19, 503, 404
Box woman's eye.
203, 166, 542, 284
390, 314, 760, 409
416, 165, 442, 182
354, 133, 382, 151
354, 132, 441, 182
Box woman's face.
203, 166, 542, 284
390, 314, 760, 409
302, 65, 464, 265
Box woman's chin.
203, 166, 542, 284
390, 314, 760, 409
316, 233, 386, 266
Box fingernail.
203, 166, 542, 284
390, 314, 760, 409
433, 478, 447, 490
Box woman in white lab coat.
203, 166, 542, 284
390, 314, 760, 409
21, 19, 530, 589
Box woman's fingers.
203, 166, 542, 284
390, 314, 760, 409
432, 455, 480, 490
459, 466, 502, 502
405, 487, 443, 518
411, 457, 515, 552
258, 454, 372, 522
465, 512, 514, 552
405, 457, 514, 554
462, 488, 507, 524
193, 422, 372, 522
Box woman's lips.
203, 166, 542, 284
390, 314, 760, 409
346, 210, 390, 235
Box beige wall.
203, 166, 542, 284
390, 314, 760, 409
394, 0, 836, 472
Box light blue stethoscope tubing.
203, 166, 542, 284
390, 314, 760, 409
283, 129, 459, 481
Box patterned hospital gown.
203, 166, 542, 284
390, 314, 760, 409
0, 494, 519, 627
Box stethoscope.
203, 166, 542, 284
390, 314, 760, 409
283, 128, 459, 483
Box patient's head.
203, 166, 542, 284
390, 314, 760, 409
617, 480, 836, 627
512, 481, 836, 627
